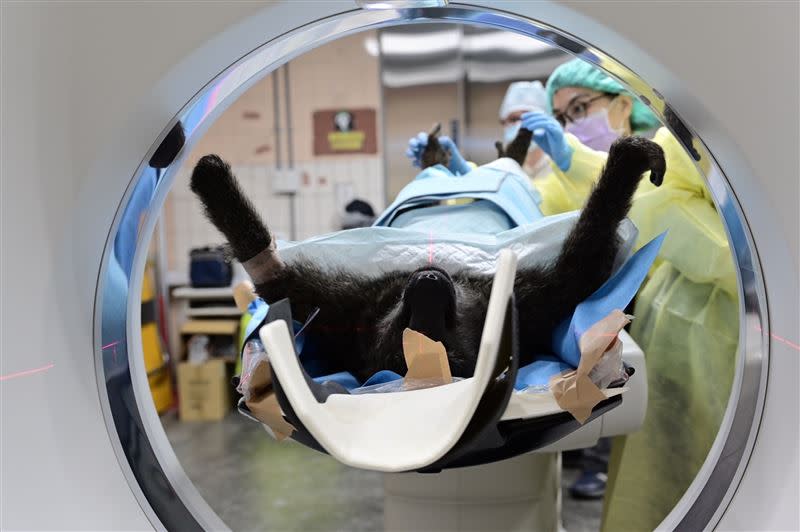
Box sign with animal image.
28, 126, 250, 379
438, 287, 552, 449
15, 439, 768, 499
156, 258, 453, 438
313, 108, 377, 155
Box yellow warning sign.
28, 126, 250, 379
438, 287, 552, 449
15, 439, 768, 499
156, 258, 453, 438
327, 130, 366, 151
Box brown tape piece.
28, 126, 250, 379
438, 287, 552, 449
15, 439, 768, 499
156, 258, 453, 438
241, 235, 284, 284
244, 360, 295, 440
247, 328, 450, 437
232, 281, 257, 312
550, 310, 631, 424
402, 328, 453, 385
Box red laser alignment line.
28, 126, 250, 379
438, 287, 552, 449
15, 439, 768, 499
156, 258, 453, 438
0, 363, 55, 382
754, 325, 800, 352
428, 231, 434, 265
102, 340, 121, 364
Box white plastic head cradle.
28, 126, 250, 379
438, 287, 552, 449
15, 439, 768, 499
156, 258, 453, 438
260, 249, 518, 472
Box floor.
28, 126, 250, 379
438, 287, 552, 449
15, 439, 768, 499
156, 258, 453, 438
162, 412, 603, 531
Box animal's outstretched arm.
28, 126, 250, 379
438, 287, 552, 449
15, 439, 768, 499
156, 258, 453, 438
190, 155, 404, 319
516, 136, 665, 322
190, 154, 280, 283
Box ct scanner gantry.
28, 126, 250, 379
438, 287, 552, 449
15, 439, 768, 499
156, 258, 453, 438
1, 1, 797, 531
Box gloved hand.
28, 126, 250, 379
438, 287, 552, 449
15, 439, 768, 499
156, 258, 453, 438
520, 111, 574, 171
405, 132, 472, 175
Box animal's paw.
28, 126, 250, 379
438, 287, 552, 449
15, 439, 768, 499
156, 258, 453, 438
420, 123, 451, 170
190, 154, 232, 195
608, 136, 666, 187
504, 127, 534, 166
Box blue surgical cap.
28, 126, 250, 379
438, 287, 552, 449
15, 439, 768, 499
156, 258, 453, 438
546, 59, 660, 132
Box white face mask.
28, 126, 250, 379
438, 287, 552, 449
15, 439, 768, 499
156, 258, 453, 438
503, 122, 521, 144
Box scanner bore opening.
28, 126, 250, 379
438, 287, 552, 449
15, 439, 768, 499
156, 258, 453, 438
95, 6, 768, 532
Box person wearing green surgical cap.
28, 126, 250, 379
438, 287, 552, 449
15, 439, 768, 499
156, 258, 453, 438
406, 78, 619, 217
545, 57, 662, 143
523, 58, 739, 532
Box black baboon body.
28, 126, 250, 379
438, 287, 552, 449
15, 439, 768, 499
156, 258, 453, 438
191, 133, 665, 382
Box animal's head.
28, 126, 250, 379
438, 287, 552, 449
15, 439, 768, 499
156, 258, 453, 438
394, 265, 485, 377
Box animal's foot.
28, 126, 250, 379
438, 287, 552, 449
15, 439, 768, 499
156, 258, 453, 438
190, 154, 233, 196
608, 136, 666, 186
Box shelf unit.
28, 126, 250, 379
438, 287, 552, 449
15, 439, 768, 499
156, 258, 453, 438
168, 285, 241, 362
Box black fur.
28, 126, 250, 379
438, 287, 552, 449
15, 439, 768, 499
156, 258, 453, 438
190, 154, 272, 261
494, 126, 534, 166
190, 135, 665, 381
420, 123, 451, 170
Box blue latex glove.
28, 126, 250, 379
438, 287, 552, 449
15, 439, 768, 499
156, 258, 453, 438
520, 111, 574, 171
405, 132, 472, 175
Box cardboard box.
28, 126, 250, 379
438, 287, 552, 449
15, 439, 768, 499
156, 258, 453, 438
177, 358, 231, 422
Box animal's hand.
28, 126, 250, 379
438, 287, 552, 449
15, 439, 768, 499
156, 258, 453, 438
405, 132, 429, 168
607, 136, 666, 187
405, 133, 470, 174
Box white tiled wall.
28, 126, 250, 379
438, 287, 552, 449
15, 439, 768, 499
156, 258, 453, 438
163, 30, 385, 281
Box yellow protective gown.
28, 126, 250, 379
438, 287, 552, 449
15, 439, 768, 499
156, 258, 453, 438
536, 128, 739, 531
533, 133, 608, 216
604, 129, 739, 532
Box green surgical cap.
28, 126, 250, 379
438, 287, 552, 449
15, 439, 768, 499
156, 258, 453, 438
546, 58, 661, 132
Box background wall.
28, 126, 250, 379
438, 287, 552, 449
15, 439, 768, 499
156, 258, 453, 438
165, 30, 383, 281
163, 25, 569, 282
383, 83, 461, 200
464, 81, 526, 166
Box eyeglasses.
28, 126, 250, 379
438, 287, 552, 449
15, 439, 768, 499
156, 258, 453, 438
553, 93, 615, 127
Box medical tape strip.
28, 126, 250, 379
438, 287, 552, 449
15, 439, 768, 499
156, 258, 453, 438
402, 328, 453, 385
550, 310, 631, 424
242, 236, 284, 284
244, 360, 295, 440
